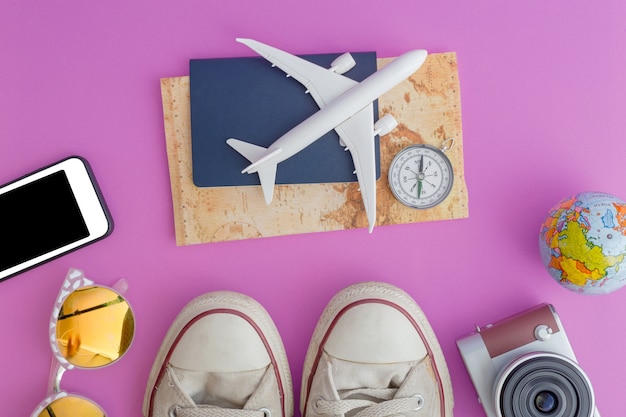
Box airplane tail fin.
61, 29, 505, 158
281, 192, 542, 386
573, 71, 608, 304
226, 138, 278, 204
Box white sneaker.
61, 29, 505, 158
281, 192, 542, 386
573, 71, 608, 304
143, 291, 293, 417
300, 282, 454, 417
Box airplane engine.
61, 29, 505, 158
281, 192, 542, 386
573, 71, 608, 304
373, 114, 398, 137
329, 53, 356, 74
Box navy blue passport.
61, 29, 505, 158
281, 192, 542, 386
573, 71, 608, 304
190, 52, 380, 187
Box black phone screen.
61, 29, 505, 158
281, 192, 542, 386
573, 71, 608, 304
0, 171, 89, 271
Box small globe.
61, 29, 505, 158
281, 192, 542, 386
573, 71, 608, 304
539, 192, 626, 295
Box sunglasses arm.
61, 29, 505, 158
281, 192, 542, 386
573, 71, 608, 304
113, 278, 129, 295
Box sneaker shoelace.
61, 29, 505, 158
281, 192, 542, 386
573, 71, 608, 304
314, 388, 424, 417
172, 406, 271, 417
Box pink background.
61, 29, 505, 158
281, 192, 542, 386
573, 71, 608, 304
2, 1, 624, 415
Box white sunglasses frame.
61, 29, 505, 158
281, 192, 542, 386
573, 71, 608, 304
31, 267, 133, 417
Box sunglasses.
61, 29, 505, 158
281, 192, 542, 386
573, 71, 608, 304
31, 268, 135, 417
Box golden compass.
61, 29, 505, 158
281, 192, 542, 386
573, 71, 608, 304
388, 138, 455, 209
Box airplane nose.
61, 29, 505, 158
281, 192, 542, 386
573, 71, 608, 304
392, 49, 428, 76
407, 49, 428, 65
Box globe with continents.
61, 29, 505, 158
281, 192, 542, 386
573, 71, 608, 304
539, 192, 626, 294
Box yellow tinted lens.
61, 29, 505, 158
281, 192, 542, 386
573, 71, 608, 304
56, 286, 134, 368
37, 396, 104, 417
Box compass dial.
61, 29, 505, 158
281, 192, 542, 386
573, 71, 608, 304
388, 144, 454, 209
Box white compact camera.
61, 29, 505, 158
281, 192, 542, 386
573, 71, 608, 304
457, 304, 600, 417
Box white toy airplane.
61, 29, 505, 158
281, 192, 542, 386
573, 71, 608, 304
227, 38, 428, 232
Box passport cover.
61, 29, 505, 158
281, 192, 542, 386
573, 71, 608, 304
189, 52, 379, 187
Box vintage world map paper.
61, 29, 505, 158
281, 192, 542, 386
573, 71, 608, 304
161, 52, 468, 245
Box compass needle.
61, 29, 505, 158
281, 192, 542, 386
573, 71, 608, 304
417, 155, 424, 198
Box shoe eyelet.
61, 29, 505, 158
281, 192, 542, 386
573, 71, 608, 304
312, 397, 324, 412
258, 407, 272, 417
168, 405, 182, 417
412, 394, 425, 411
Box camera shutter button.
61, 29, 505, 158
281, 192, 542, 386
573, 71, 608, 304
534, 324, 553, 341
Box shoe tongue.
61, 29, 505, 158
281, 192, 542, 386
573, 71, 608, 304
173, 365, 267, 408
329, 355, 414, 394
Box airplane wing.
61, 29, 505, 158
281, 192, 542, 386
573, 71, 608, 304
237, 38, 379, 232
237, 38, 358, 109
334, 104, 378, 233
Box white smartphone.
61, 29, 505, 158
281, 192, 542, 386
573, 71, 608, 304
0, 156, 113, 282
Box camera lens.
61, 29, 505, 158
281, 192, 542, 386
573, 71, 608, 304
496, 354, 594, 417
534, 391, 557, 413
